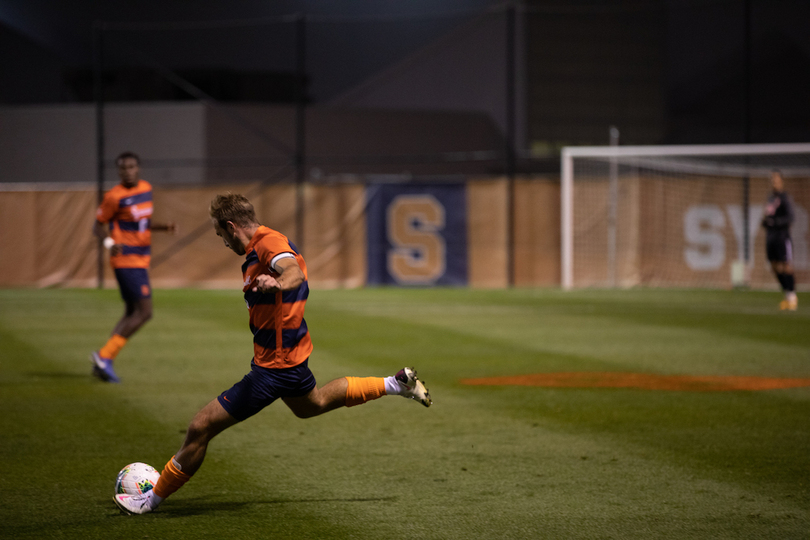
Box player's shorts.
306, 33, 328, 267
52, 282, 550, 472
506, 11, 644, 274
114, 268, 151, 303
766, 236, 793, 263
218, 359, 317, 422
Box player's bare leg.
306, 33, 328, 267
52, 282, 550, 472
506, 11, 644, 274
284, 368, 432, 419
771, 261, 798, 310
174, 399, 240, 476
114, 399, 238, 515
283, 377, 350, 418
112, 297, 153, 338
92, 297, 153, 383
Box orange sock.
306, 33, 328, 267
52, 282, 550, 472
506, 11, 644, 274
99, 334, 127, 360
153, 456, 192, 500
345, 377, 387, 407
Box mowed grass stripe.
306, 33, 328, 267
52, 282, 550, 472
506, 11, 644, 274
307, 289, 810, 521
0, 290, 373, 539
1, 288, 808, 539
0, 301, 402, 538
311, 289, 810, 511
317, 288, 810, 376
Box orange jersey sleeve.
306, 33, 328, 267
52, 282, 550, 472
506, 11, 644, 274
96, 190, 120, 224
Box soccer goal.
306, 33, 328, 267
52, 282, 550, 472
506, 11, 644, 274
561, 143, 810, 290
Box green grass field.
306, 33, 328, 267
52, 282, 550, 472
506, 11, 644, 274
1, 287, 808, 539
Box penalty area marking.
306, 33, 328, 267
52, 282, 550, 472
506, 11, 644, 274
459, 372, 810, 392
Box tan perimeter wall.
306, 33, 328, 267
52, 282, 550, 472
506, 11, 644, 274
0, 179, 563, 290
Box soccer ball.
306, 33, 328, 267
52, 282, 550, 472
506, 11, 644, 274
115, 462, 160, 495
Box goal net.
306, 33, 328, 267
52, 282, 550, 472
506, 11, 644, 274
561, 143, 810, 289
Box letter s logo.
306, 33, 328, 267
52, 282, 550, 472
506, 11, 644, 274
683, 205, 725, 270
387, 195, 446, 284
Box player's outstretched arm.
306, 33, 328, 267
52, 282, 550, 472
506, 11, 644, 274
93, 220, 108, 239
150, 221, 178, 234
94, 220, 121, 255
252, 257, 303, 293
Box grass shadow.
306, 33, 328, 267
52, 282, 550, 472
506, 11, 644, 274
144, 496, 398, 518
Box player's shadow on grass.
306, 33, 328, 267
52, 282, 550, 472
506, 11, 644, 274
149, 496, 398, 518
24, 371, 90, 380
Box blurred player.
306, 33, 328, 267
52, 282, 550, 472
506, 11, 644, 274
113, 193, 431, 515
762, 169, 797, 310
90, 152, 176, 382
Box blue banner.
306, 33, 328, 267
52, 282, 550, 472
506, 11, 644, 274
367, 182, 467, 286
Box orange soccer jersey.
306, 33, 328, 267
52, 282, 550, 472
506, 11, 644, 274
96, 180, 154, 269
242, 226, 312, 369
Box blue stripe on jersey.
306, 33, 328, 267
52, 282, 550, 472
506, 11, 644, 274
251, 326, 274, 349
244, 281, 308, 308
241, 251, 259, 274
251, 322, 308, 350
281, 281, 309, 304
282, 321, 308, 349
118, 191, 153, 208
287, 240, 300, 254
118, 219, 150, 231
121, 245, 151, 256
244, 290, 276, 308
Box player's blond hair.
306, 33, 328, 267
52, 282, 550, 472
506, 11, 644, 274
209, 193, 258, 228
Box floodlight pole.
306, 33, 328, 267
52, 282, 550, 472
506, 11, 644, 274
295, 14, 307, 253
505, 2, 517, 287
93, 21, 106, 289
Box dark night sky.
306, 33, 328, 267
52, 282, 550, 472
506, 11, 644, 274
666, 0, 810, 96
0, 0, 503, 101
2, 0, 809, 144
6, 0, 810, 92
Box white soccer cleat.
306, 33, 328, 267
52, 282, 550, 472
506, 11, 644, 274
394, 367, 432, 407
113, 492, 154, 515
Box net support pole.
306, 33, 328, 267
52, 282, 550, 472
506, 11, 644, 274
295, 13, 307, 252
742, 0, 752, 265
607, 126, 620, 287
93, 21, 105, 290
561, 148, 574, 290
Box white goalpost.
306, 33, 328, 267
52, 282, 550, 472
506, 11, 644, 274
561, 143, 810, 290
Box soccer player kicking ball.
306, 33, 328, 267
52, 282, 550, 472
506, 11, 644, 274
114, 193, 431, 515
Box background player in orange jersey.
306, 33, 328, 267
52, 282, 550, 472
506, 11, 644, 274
114, 193, 431, 515
90, 151, 176, 383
